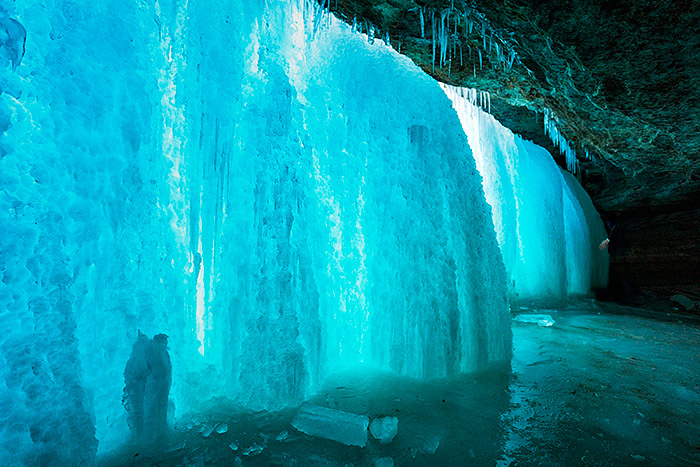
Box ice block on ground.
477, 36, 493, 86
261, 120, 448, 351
291, 404, 369, 447
514, 314, 555, 327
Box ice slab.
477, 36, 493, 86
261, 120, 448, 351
513, 314, 555, 327
369, 416, 399, 444
291, 404, 369, 447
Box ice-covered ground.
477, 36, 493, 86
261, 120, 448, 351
102, 300, 700, 466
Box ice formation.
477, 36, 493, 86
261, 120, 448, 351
543, 108, 590, 174
442, 84, 608, 301
414, 4, 518, 75
369, 416, 399, 444
292, 404, 370, 447
0, 0, 511, 463
122, 332, 172, 445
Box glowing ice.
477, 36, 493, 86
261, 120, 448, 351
0, 0, 511, 463
442, 84, 608, 301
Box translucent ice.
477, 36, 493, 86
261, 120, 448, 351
292, 404, 370, 447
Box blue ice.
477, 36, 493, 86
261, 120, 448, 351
0, 0, 516, 462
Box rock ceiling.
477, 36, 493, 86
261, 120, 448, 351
320, 0, 700, 213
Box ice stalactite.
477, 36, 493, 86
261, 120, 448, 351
442, 84, 608, 301
544, 108, 580, 173
0, 0, 511, 462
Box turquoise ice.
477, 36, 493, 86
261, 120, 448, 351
0, 1, 518, 461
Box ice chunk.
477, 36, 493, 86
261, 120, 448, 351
215, 423, 228, 434
229, 442, 239, 451
369, 417, 398, 444
242, 443, 265, 457
292, 404, 369, 447
514, 314, 555, 327
276, 431, 289, 441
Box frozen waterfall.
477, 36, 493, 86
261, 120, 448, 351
0, 0, 514, 462
441, 84, 608, 302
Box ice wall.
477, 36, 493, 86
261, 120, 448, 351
442, 84, 608, 301
0, 1, 511, 462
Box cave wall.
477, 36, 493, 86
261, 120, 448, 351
609, 207, 700, 291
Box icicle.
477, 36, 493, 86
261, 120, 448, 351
368, 24, 374, 44
432, 11, 436, 72
543, 109, 578, 173
478, 49, 482, 70
352, 17, 357, 33
420, 7, 425, 39
482, 23, 486, 50
460, 41, 463, 66
440, 10, 449, 68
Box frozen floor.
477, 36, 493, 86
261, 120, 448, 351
103, 300, 700, 466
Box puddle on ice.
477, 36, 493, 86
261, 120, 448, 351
102, 300, 700, 466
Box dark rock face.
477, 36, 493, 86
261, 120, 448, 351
606, 206, 700, 294
322, 0, 700, 292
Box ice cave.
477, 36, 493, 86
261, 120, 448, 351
1, 0, 699, 465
